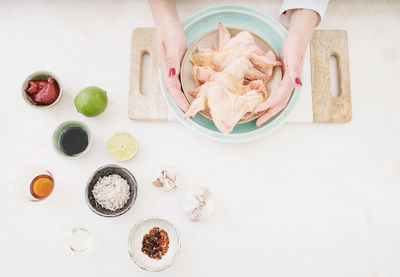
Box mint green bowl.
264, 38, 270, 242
52, 120, 92, 159
160, 5, 302, 142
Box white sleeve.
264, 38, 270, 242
279, 0, 330, 28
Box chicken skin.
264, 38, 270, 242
185, 22, 281, 134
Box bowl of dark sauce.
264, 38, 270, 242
53, 120, 92, 159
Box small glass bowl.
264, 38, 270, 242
128, 217, 180, 272
54, 220, 95, 258
67, 226, 93, 253
15, 165, 54, 203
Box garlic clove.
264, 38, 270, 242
152, 166, 177, 190
152, 177, 164, 188
184, 186, 214, 222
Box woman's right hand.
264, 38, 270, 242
150, 0, 189, 112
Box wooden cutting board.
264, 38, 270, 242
310, 30, 352, 122
128, 28, 351, 123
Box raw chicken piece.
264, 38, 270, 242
190, 25, 279, 75
192, 57, 263, 96
250, 51, 282, 78
218, 21, 231, 49
223, 57, 268, 82
185, 81, 265, 134
188, 86, 201, 97
185, 67, 267, 133
245, 80, 269, 97
209, 89, 264, 134
185, 22, 280, 133
193, 65, 215, 84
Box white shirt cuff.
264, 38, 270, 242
279, 0, 329, 28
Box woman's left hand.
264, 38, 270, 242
255, 9, 318, 127
255, 32, 303, 127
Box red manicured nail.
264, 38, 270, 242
295, 77, 302, 86
169, 68, 176, 77
282, 11, 287, 15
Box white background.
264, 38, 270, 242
1, 0, 399, 276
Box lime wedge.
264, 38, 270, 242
107, 132, 137, 161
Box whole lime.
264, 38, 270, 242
74, 87, 108, 117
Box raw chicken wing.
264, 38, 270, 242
185, 22, 281, 133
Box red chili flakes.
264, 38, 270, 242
141, 227, 169, 260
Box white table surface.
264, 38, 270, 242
1, 0, 399, 276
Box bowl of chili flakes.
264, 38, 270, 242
128, 217, 180, 271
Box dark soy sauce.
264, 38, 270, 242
60, 126, 89, 156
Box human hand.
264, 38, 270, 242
254, 32, 303, 127
150, 0, 189, 112
255, 9, 318, 127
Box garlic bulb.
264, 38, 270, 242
184, 186, 214, 222
152, 166, 177, 191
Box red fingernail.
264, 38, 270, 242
169, 68, 176, 77
295, 77, 302, 86
282, 11, 287, 15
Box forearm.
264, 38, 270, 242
149, 0, 180, 30
287, 9, 318, 55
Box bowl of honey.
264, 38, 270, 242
16, 165, 55, 203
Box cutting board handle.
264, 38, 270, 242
129, 28, 169, 121
311, 30, 352, 123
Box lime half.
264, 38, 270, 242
107, 132, 137, 161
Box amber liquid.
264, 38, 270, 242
30, 174, 54, 199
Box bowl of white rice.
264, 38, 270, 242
85, 164, 138, 217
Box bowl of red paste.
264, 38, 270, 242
22, 70, 63, 109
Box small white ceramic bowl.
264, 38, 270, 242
21, 70, 63, 109
128, 217, 180, 271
